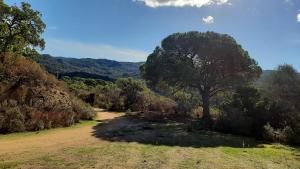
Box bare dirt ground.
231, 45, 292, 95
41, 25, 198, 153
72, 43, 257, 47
0, 109, 299, 169
0, 109, 123, 157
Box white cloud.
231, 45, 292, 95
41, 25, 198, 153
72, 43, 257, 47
135, 0, 230, 8
297, 12, 300, 22
202, 16, 214, 24
44, 39, 149, 62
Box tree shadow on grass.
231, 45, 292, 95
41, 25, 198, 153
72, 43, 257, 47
91, 114, 264, 148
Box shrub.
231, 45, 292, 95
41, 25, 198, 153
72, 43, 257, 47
214, 86, 269, 137
130, 91, 152, 112
71, 97, 96, 120
0, 105, 25, 133
92, 78, 179, 116
94, 84, 125, 111
22, 106, 75, 130
116, 78, 146, 109
263, 123, 295, 144
3, 55, 58, 86
215, 109, 254, 136
148, 96, 178, 116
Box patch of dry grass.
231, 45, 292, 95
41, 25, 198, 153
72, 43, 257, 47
0, 111, 299, 169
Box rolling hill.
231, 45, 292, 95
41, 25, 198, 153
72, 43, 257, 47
39, 54, 277, 82
39, 54, 143, 80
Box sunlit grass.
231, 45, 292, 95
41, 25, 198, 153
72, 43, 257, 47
0, 120, 97, 141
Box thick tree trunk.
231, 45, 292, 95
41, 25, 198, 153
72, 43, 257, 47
201, 90, 212, 126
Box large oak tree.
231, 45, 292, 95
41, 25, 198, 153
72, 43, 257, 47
0, 1, 45, 60
141, 31, 262, 123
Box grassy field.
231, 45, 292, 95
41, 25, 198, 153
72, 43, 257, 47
0, 111, 299, 169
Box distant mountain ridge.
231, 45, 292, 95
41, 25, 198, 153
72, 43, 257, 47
39, 54, 144, 80
39, 54, 279, 83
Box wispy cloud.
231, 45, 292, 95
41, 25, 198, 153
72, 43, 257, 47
297, 12, 300, 22
44, 39, 149, 62
134, 0, 231, 8
202, 16, 214, 24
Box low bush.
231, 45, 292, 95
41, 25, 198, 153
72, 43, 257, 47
71, 97, 96, 120
94, 84, 125, 111
0, 105, 25, 133
263, 123, 298, 144
130, 91, 152, 112
148, 96, 178, 116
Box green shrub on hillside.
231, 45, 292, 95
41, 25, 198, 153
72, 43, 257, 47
0, 105, 25, 133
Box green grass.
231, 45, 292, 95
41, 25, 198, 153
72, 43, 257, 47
0, 115, 299, 169
0, 120, 97, 141
0, 162, 18, 169
1, 141, 299, 169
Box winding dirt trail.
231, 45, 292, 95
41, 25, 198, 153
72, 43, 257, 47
0, 109, 124, 156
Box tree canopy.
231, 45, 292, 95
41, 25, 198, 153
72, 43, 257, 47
263, 64, 300, 110
141, 31, 262, 123
0, 1, 45, 60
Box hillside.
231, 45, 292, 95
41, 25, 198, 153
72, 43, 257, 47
39, 54, 143, 80
0, 53, 95, 133
40, 55, 277, 83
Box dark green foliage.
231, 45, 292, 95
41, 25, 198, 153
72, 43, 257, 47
261, 64, 300, 144
0, 1, 45, 60
173, 90, 201, 114
215, 65, 300, 144
141, 31, 262, 123
216, 86, 270, 137
39, 54, 143, 80
116, 78, 146, 109
263, 64, 300, 110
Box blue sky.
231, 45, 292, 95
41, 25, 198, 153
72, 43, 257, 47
4, 0, 300, 70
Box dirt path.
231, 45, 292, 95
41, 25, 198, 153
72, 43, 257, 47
0, 109, 124, 155
1, 109, 299, 169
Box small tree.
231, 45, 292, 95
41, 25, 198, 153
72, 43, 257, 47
141, 31, 261, 124
0, 1, 45, 60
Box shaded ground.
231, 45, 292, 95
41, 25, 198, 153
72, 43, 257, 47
0, 109, 300, 169
92, 115, 261, 148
